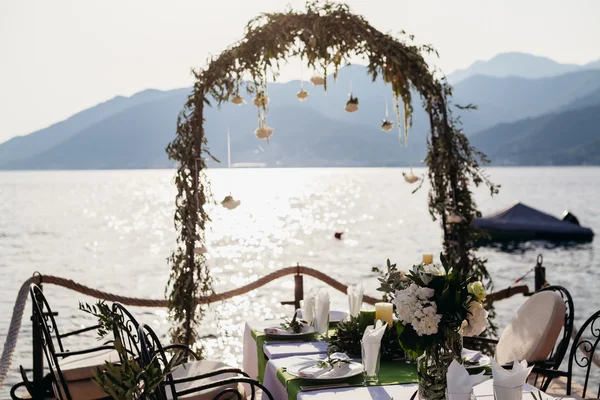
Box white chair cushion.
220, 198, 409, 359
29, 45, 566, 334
167, 360, 245, 400
59, 348, 120, 381
496, 291, 566, 365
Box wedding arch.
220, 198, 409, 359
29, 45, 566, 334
166, 1, 497, 347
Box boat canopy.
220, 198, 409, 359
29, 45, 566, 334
474, 202, 594, 243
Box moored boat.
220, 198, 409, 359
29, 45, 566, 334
474, 202, 594, 243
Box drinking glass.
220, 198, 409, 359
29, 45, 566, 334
493, 384, 523, 400
361, 340, 381, 384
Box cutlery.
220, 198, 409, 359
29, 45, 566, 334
300, 383, 365, 392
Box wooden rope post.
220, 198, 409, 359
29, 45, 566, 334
534, 254, 546, 291
294, 264, 304, 311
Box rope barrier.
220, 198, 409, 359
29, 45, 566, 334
0, 277, 37, 388
1, 268, 598, 388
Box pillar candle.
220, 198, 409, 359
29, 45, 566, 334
375, 302, 393, 327
422, 253, 433, 265
358, 309, 376, 332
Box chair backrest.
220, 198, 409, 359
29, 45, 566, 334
566, 309, 600, 399
496, 291, 566, 365
139, 325, 272, 400
29, 284, 72, 400
29, 283, 65, 353
139, 324, 175, 400
111, 303, 144, 362
538, 285, 575, 368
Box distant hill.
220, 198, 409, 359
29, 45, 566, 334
0, 89, 186, 166
448, 52, 600, 83
471, 104, 600, 165
3, 60, 600, 170
452, 69, 600, 132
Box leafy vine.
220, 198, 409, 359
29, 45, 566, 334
166, 0, 496, 347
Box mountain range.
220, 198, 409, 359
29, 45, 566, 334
1, 52, 599, 169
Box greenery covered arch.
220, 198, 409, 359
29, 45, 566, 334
166, 1, 496, 347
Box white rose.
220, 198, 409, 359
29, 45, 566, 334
461, 301, 489, 337
422, 263, 446, 276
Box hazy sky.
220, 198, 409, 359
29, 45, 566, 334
1, 0, 598, 144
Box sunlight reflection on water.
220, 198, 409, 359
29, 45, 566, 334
0, 167, 599, 394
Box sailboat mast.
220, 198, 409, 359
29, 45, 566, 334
227, 127, 231, 168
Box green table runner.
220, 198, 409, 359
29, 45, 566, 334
251, 327, 336, 383
277, 361, 418, 400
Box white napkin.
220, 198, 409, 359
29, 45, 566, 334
300, 294, 316, 325
447, 360, 488, 398
298, 353, 351, 378
462, 348, 482, 363
347, 283, 365, 318
362, 320, 387, 376
491, 359, 533, 388
264, 327, 289, 335
313, 291, 330, 334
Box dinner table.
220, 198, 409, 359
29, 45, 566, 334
242, 318, 564, 400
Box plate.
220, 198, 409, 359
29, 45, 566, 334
297, 310, 348, 324
264, 325, 316, 339
287, 359, 364, 381
464, 354, 491, 370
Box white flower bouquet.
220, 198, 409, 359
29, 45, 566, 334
390, 253, 488, 358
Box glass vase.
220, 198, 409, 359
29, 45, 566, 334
417, 327, 463, 400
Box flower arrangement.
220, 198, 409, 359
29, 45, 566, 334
253, 91, 269, 108
310, 75, 325, 86
254, 124, 274, 141
231, 94, 245, 105
378, 253, 488, 399
390, 253, 488, 356
344, 94, 359, 113
296, 89, 309, 101
381, 119, 394, 131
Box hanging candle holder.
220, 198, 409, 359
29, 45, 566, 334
381, 99, 394, 131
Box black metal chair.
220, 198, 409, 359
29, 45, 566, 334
27, 283, 116, 400
532, 285, 575, 390
533, 309, 600, 399
139, 323, 274, 400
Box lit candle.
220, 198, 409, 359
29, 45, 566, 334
359, 309, 376, 331
375, 302, 393, 327
422, 253, 433, 265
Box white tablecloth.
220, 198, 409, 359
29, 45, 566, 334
242, 320, 329, 380
264, 341, 329, 360
263, 354, 325, 400
242, 320, 281, 379
296, 380, 544, 399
